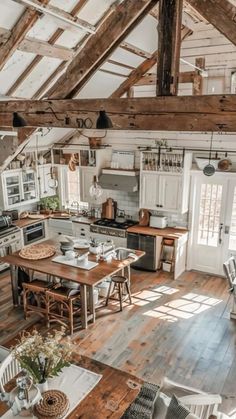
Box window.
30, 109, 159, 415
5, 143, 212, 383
59, 166, 88, 210
197, 183, 222, 246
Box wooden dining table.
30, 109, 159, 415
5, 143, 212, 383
2, 240, 144, 329
0, 354, 144, 419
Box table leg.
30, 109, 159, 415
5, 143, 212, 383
80, 284, 88, 329
10, 265, 19, 307
88, 286, 95, 323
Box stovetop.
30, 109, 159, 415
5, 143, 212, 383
93, 218, 137, 230
0, 225, 20, 238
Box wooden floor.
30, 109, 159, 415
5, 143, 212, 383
1, 268, 236, 416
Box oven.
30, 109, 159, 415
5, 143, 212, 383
0, 227, 22, 272
23, 222, 45, 245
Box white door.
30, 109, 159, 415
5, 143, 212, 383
190, 174, 228, 275
159, 174, 181, 211
222, 179, 236, 263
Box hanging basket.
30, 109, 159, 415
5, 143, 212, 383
88, 137, 102, 149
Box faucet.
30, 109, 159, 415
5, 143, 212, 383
71, 201, 80, 216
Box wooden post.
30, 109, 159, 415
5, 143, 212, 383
193, 57, 205, 95
157, 0, 183, 96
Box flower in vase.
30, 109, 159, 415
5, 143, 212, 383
12, 328, 73, 384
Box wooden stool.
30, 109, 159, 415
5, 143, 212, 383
105, 276, 132, 312
46, 287, 81, 335
22, 280, 52, 320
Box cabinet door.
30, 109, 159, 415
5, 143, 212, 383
21, 170, 38, 203
159, 174, 182, 212
3, 171, 21, 207
140, 173, 159, 209
80, 168, 97, 203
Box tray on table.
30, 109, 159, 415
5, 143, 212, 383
52, 255, 98, 270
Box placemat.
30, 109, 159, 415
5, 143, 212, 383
2, 364, 102, 418
19, 244, 56, 260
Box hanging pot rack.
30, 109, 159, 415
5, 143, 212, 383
138, 146, 236, 155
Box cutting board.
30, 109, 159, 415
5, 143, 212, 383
52, 255, 98, 270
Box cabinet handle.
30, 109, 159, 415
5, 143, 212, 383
156, 204, 160, 207
160, 204, 163, 208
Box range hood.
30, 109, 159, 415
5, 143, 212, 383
99, 169, 139, 192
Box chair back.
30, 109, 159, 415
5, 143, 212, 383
223, 256, 236, 292
0, 353, 21, 393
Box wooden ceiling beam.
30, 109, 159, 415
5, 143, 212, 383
0, 0, 50, 71
157, 0, 183, 95
111, 25, 191, 98
47, 0, 159, 99
134, 71, 195, 86
18, 37, 74, 60
13, 0, 96, 33
187, 0, 236, 46
120, 42, 152, 59
1, 95, 236, 132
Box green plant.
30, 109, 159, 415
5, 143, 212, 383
40, 196, 60, 211
12, 329, 73, 384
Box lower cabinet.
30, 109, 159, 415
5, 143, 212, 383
72, 222, 90, 239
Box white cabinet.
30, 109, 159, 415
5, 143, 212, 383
72, 222, 90, 239
140, 152, 192, 213
0, 169, 38, 209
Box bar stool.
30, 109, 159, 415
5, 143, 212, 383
22, 280, 53, 320
46, 287, 81, 335
105, 275, 132, 312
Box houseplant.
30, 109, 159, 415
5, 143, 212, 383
39, 196, 60, 214
12, 328, 73, 391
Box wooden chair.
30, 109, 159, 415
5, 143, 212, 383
0, 353, 21, 394
223, 256, 236, 319
22, 279, 53, 320
105, 275, 132, 312
0, 346, 9, 364
46, 287, 81, 335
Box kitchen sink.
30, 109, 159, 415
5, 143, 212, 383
114, 248, 135, 260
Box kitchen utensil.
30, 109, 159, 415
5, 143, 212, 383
203, 133, 215, 177
139, 208, 150, 226
101, 198, 117, 219
218, 152, 232, 171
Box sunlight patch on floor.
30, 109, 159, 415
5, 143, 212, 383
132, 289, 163, 302
152, 285, 180, 295
143, 292, 222, 322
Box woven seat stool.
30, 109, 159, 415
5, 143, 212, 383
22, 280, 53, 320
46, 287, 81, 335
105, 275, 132, 312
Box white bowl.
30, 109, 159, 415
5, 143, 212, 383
195, 157, 220, 170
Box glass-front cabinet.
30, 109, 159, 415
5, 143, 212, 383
1, 169, 38, 209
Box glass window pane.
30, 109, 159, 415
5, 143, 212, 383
197, 183, 222, 247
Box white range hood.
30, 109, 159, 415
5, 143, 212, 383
99, 169, 139, 192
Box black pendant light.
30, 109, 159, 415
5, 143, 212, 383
96, 110, 113, 129
13, 112, 27, 127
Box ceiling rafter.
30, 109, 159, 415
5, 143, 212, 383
0, 0, 50, 72
46, 0, 159, 99
111, 25, 192, 98
13, 0, 96, 33
186, 0, 236, 46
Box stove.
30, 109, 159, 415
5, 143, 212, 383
90, 218, 137, 238
0, 225, 22, 272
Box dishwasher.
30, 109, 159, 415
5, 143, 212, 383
127, 232, 162, 271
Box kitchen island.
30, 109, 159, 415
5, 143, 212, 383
2, 240, 144, 329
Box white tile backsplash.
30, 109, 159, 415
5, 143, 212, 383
102, 189, 139, 220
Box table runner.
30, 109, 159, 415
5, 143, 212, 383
2, 364, 102, 418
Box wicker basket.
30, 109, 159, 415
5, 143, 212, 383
34, 390, 69, 419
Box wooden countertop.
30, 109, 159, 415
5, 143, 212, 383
13, 216, 49, 228
127, 225, 188, 239
2, 240, 145, 287
71, 216, 97, 225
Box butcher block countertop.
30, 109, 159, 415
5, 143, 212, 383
127, 225, 188, 239
13, 216, 49, 228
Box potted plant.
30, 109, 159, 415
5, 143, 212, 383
40, 196, 60, 214
12, 328, 73, 392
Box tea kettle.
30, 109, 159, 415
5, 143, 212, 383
101, 198, 117, 219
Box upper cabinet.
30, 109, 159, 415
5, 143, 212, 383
140, 151, 192, 213
0, 169, 39, 209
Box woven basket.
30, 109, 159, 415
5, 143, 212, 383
34, 389, 69, 419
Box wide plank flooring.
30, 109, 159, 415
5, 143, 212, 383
0, 268, 235, 416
